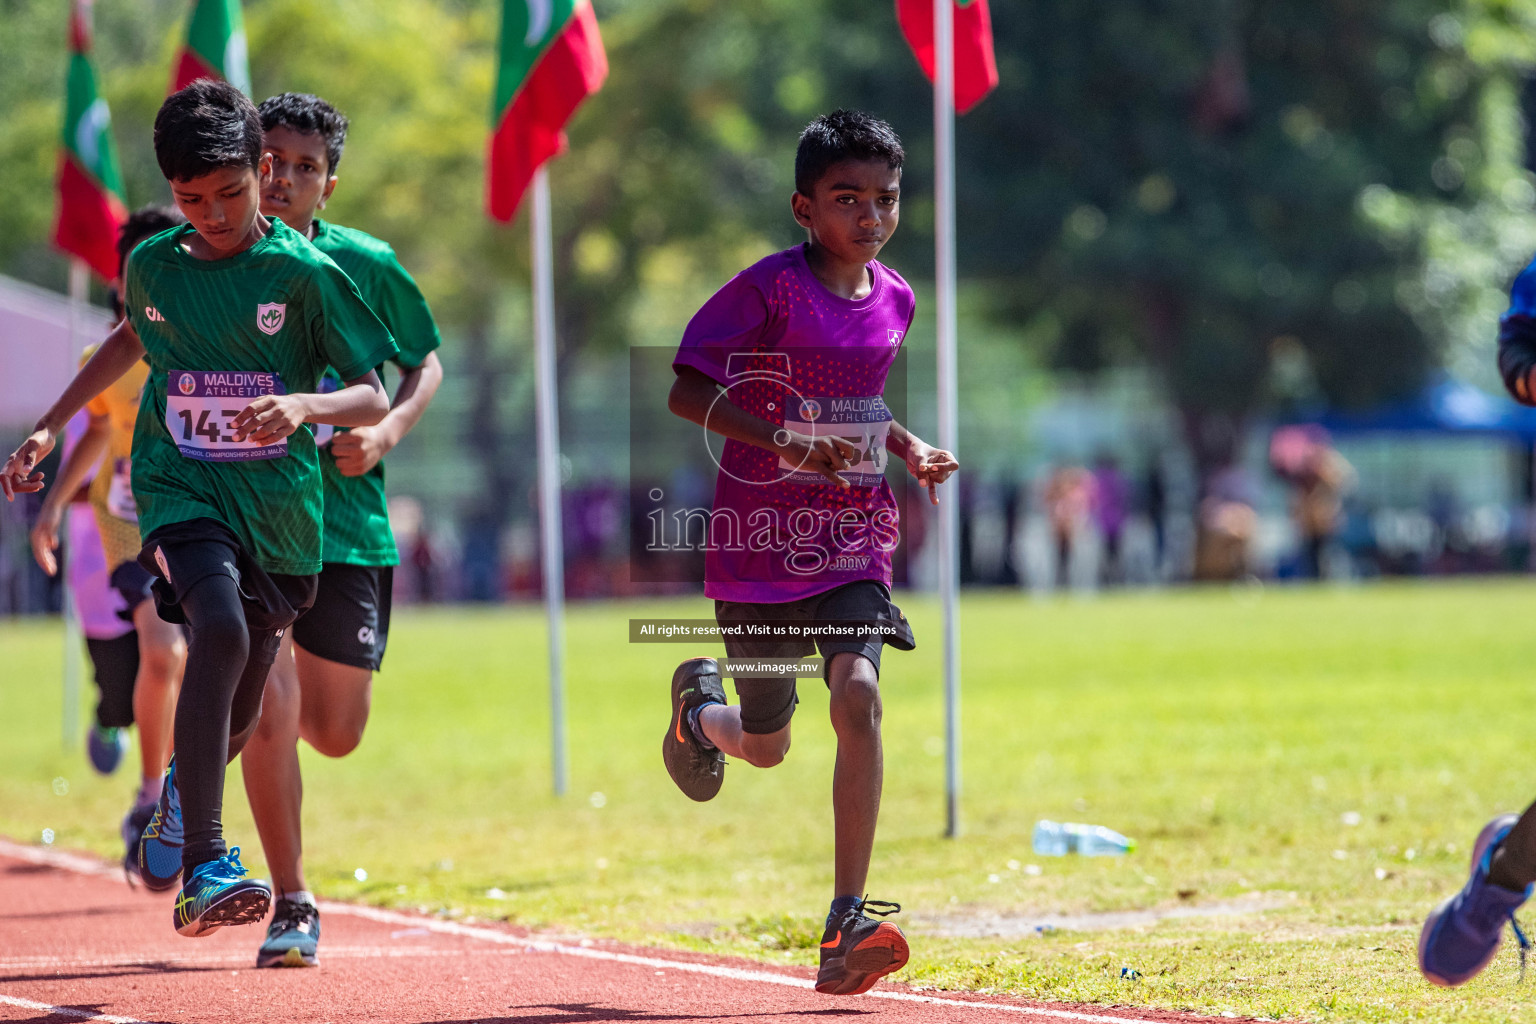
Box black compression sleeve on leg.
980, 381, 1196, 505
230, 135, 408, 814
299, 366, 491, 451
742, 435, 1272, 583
226, 628, 281, 760
174, 573, 250, 871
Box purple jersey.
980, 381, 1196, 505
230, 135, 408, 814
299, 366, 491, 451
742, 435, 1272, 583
673, 245, 914, 603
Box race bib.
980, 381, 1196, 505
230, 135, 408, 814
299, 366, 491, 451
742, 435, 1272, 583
778, 395, 892, 487
165, 370, 289, 461
311, 376, 342, 448
105, 457, 137, 522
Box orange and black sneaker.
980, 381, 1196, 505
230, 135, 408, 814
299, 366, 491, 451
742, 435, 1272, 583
662, 657, 727, 802
815, 897, 909, 995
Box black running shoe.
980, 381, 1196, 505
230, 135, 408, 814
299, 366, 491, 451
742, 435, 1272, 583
815, 898, 909, 996
662, 657, 727, 802
120, 799, 156, 887
257, 897, 321, 968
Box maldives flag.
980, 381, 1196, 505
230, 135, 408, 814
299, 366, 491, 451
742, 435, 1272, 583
53, 0, 127, 281
486, 0, 608, 222
896, 0, 999, 114
170, 0, 251, 95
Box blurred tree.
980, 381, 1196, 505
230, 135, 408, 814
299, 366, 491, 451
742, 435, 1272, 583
4, 0, 1536, 542
953, 0, 1536, 514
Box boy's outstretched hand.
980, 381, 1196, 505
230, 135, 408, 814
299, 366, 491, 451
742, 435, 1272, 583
330, 424, 392, 477
1, 429, 56, 501
906, 442, 959, 505
30, 503, 63, 576
233, 394, 308, 445
776, 429, 858, 490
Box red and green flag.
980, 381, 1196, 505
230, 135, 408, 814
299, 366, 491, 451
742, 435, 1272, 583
170, 0, 250, 95
896, 0, 999, 114
53, 0, 127, 281
487, 0, 608, 222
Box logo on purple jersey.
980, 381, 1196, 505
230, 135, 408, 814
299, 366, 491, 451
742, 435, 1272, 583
798, 399, 821, 422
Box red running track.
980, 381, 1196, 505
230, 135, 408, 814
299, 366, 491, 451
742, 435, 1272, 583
0, 840, 1259, 1024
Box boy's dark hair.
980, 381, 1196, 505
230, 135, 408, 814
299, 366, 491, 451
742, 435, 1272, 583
794, 110, 905, 196
117, 205, 185, 276
258, 92, 350, 174
153, 80, 263, 183
110, 205, 185, 318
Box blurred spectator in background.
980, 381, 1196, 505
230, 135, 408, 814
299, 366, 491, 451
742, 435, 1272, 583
1092, 454, 1128, 585
1195, 462, 1258, 581
997, 477, 1021, 586
1044, 464, 1094, 588
1270, 425, 1355, 579
411, 528, 437, 602
1142, 454, 1167, 578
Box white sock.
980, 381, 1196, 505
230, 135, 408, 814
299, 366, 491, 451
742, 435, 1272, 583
281, 889, 317, 908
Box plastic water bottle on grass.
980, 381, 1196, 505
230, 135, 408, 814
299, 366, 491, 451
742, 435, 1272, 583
1032, 820, 1135, 857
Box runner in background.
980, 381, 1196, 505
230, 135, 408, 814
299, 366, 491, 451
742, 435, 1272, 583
243, 92, 444, 969
61, 409, 139, 775
29, 207, 188, 880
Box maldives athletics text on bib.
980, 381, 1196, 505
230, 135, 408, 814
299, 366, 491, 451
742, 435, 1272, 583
778, 395, 893, 487
166, 369, 289, 461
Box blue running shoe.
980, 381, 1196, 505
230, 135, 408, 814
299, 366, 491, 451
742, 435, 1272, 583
174, 848, 271, 938
87, 725, 127, 775
256, 897, 321, 968
1419, 814, 1533, 986
137, 759, 183, 893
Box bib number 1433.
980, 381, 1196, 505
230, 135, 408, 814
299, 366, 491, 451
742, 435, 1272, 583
166, 370, 289, 461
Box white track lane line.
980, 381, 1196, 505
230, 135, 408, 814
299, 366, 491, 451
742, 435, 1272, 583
324, 903, 1160, 1023
0, 993, 156, 1023
0, 838, 1170, 1024
0, 946, 525, 971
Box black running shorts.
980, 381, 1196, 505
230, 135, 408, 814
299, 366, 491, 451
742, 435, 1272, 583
138, 518, 317, 654
291, 564, 393, 672
108, 560, 155, 618
713, 581, 916, 735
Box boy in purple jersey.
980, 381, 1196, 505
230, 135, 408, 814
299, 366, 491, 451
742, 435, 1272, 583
1417, 254, 1536, 985
662, 110, 958, 997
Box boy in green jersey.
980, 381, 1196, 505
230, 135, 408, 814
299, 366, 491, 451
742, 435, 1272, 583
241, 92, 444, 969
2, 80, 396, 938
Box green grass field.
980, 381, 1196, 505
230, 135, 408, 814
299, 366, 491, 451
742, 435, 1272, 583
6, 580, 1536, 1022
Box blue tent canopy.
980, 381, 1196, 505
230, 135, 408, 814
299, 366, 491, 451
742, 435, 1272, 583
1308, 377, 1536, 439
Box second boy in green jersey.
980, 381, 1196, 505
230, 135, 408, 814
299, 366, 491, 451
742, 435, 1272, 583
242, 92, 444, 970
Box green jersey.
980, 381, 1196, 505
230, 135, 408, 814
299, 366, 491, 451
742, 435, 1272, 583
123, 218, 397, 576
308, 219, 442, 566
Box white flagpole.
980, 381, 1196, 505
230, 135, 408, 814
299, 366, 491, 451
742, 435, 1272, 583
62, 258, 89, 749
933, 0, 963, 838
530, 166, 569, 796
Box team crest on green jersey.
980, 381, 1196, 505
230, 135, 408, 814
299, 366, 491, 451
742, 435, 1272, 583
257, 302, 286, 335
